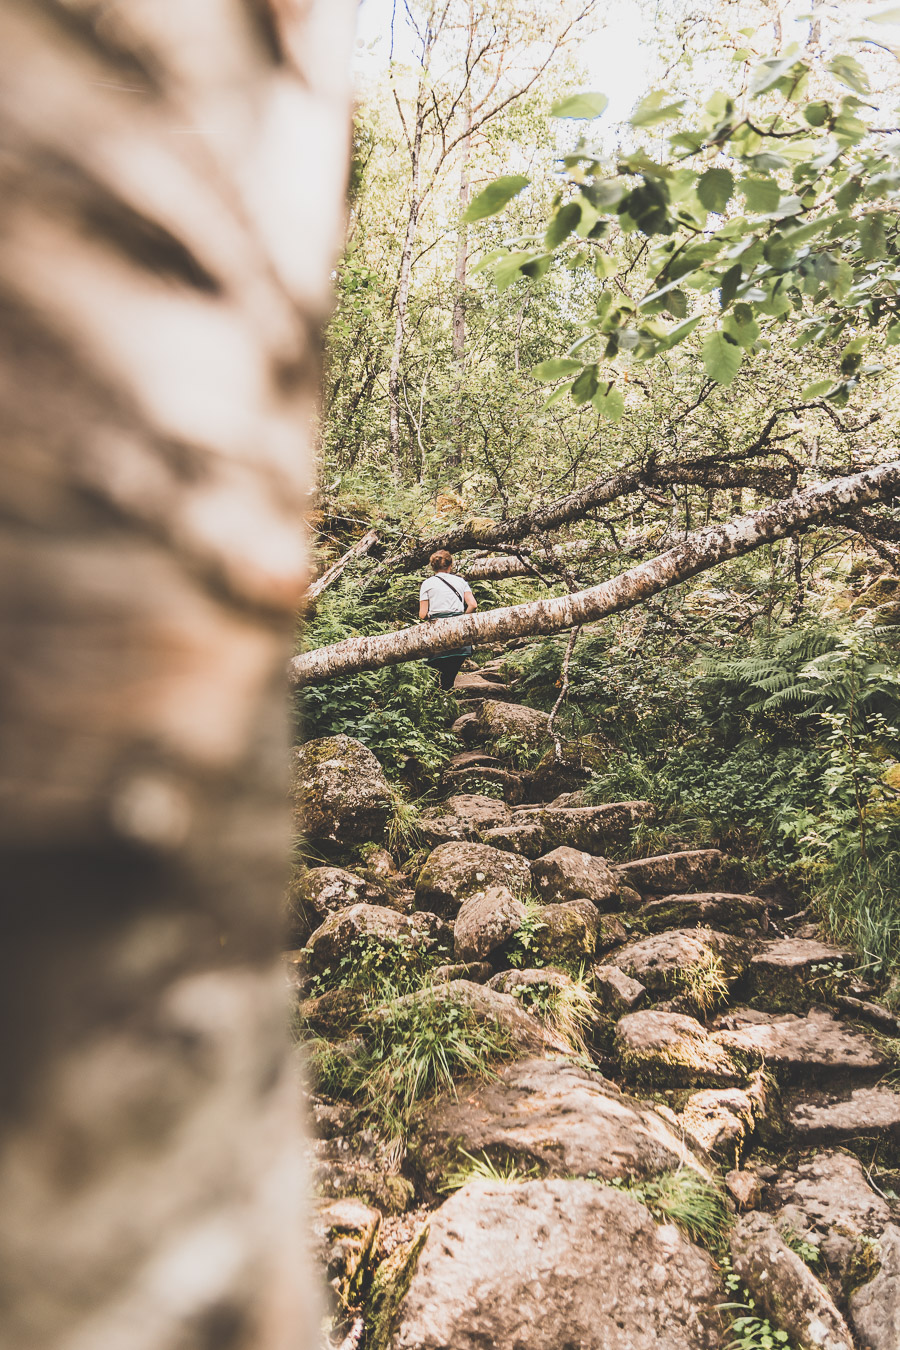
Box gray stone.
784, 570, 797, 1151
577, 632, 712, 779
640, 891, 768, 934
417, 794, 513, 846
537, 801, 656, 852
616, 849, 724, 895
450, 712, 480, 745
731, 1211, 854, 1350
292, 734, 392, 843
285, 864, 375, 947
414, 841, 530, 917
770, 1152, 894, 1282
531, 899, 601, 967
726, 1169, 763, 1210
750, 937, 852, 978
487, 966, 575, 996
477, 699, 551, 746
530, 845, 620, 908
785, 1084, 900, 1143
451, 672, 512, 701
453, 885, 526, 963
606, 928, 750, 1007
305, 905, 447, 977
680, 1074, 768, 1165
616, 1009, 741, 1086
408, 1055, 710, 1189
386, 1179, 723, 1350
713, 1008, 887, 1079
480, 819, 547, 858
849, 1223, 900, 1350
593, 965, 646, 1014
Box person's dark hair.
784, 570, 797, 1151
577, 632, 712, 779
429, 549, 453, 572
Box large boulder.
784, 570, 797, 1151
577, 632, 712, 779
531, 899, 601, 967
770, 1152, 894, 1285
305, 904, 447, 977
680, 1075, 769, 1165
616, 1009, 741, 1087
616, 849, 723, 895
476, 699, 551, 748
417, 794, 513, 847
849, 1224, 900, 1350
731, 1211, 854, 1350
537, 801, 655, 852
408, 1055, 709, 1190
414, 842, 530, 917
381, 1179, 723, 1350
286, 865, 376, 947
453, 886, 526, 963
292, 735, 392, 843
530, 845, 620, 908
640, 891, 769, 934
712, 1008, 887, 1080
480, 819, 546, 858
606, 928, 750, 1011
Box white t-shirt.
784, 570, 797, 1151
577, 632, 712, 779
420, 571, 470, 616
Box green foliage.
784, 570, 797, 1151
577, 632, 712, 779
505, 897, 548, 969
511, 974, 598, 1050
307, 934, 430, 1003
607, 1170, 730, 1249
439, 1147, 539, 1193
356, 992, 515, 1139
721, 1257, 799, 1349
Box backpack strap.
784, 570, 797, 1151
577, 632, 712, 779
434, 574, 464, 607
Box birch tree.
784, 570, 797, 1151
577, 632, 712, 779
0, 2, 355, 1347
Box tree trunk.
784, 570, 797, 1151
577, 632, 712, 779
388, 88, 426, 481
450, 59, 473, 474
0, 2, 355, 1347
291, 463, 900, 684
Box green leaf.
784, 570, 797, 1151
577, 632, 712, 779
719, 262, 743, 308
697, 167, 735, 213
869, 5, 900, 20
836, 178, 862, 210
660, 315, 703, 349
702, 330, 743, 384
592, 381, 625, 421
494, 251, 541, 291
464, 175, 530, 223
742, 177, 781, 212
804, 100, 831, 127
886, 321, 900, 345
859, 213, 887, 260
571, 365, 599, 405
666, 288, 688, 318
802, 379, 836, 398
531, 358, 584, 382
749, 56, 804, 98
550, 91, 609, 119
723, 307, 759, 347
544, 201, 583, 249
630, 91, 686, 127
828, 55, 870, 95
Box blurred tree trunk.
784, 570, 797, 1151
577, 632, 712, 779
0, 2, 355, 1348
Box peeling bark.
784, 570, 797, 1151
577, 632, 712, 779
291, 464, 900, 685
0, 2, 356, 1346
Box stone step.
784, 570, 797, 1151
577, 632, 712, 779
616, 849, 724, 896
451, 672, 513, 700
784, 1084, 900, 1145
639, 891, 769, 935
447, 750, 501, 771
713, 1007, 888, 1081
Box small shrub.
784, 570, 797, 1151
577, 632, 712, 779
505, 898, 548, 969
627, 1169, 730, 1249
439, 1148, 538, 1193
512, 975, 598, 1051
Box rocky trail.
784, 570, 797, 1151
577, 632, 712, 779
289, 658, 900, 1350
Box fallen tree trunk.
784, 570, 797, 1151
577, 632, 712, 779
390, 456, 796, 572
291, 463, 900, 686
306, 528, 380, 601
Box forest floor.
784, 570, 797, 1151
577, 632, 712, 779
291, 649, 900, 1350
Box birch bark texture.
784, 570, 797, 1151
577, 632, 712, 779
291, 463, 900, 685
0, 2, 355, 1348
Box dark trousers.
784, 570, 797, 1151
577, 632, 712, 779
426, 651, 468, 690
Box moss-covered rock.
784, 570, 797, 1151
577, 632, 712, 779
367, 1227, 429, 1350
314, 1197, 381, 1310
531, 899, 601, 968
415, 841, 531, 917
292, 735, 392, 844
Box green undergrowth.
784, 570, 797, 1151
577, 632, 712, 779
605, 1170, 730, 1250
510, 975, 598, 1051
304, 981, 515, 1141
720, 1258, 799, 1350
439, 1148, 540, 1194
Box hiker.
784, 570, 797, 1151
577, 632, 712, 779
418, 549, 477, 690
